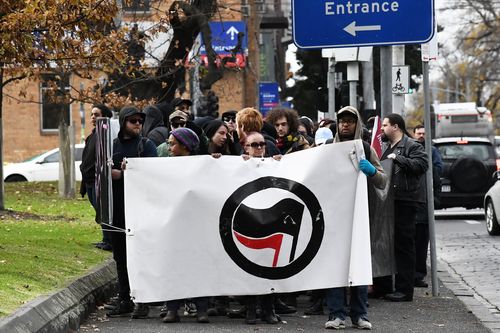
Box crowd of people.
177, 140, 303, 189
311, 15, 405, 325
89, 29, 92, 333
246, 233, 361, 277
80, 98, 440, 330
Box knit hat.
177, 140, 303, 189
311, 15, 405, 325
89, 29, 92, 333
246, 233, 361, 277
315, 127, 334, 146
171, 127, 199, 153
202, 119, 227, 140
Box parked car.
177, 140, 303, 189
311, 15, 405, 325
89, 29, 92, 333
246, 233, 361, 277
484, 173, 500, 235
433, 137, 498, 209
3, 144, 85, 182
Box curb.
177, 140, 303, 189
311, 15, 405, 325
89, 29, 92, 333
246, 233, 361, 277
437, 259, 500, 333
0, 260, 117, 333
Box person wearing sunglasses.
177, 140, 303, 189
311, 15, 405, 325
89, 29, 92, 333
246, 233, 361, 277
107, 106, 157, 319
242, 132, 282, 161
221, 110, 241, 154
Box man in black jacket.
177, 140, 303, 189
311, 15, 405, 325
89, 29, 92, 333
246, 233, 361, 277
80, 104, 113, 251
380, 113, 428, 302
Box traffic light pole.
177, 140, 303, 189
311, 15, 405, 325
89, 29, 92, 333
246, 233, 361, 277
328, 57, 337, 120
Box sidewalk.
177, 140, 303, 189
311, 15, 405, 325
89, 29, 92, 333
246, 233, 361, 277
0, 259, 495, 333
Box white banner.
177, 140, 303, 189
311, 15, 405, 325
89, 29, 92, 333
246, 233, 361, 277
125, 140, 372, 302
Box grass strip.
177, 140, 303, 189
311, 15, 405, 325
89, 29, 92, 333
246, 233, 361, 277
0, 182, 110, 317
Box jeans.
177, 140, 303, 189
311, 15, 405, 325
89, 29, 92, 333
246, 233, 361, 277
86, 183, 112, 244
394, 201, 417, 295
325, 286, 368, 322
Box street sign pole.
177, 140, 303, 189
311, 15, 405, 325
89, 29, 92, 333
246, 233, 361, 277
423, 59, 439, 297
328, 57, 337, 120
380, 47, 392, 119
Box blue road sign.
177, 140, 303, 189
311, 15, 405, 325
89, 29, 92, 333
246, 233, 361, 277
292, 0, 435, 48
259, 82, 280, 116
200, 21, 247, 55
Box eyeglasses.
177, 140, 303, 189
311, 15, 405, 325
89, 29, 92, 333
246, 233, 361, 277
223, 115, 236, 122
339, 119, 356, 125
171, 121, 186, 128
128, 118, 144, 125
245, 141, 266, 149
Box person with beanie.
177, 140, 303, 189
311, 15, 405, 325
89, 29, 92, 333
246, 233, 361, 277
106, 105, 157, 319
80, 104, 113, 251
202, 119, 235, 157
168, 127, 200, 156
160, 126, 210, 324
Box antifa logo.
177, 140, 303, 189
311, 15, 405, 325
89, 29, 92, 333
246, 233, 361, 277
219, 177, 324, 279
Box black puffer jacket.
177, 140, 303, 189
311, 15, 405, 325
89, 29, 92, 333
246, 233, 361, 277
382, 135, 428, 203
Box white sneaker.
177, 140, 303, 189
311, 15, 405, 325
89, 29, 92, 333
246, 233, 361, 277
325, 317, 346, 329
353, 318, 372, 330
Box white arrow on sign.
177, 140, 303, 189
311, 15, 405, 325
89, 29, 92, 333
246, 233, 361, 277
343, 21, 381, 36
226, 26, 239, 40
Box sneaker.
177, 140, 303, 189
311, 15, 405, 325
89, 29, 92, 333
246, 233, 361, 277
325, 317, 346, 329
131, 303, 149, 319
353, 318, 372, 330
159, 303, 168, 318
106, 299, 134, 317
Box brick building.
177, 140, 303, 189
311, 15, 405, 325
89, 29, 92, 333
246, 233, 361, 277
3, 0, 289, 162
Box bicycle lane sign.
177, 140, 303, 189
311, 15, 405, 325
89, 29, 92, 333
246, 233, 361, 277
392, 65, 409, 94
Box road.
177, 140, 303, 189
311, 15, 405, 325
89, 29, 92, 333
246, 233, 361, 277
76, 208, 500, 332
435, 208, 500, 331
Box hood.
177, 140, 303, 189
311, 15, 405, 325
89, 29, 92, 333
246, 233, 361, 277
141, 105, 164, 136
334, 106, 364, 142
119, 105, 145, 128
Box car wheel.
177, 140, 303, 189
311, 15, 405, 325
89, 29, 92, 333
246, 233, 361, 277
450, 157, 488, 193
5, 174, 27, 182
485, 200, 500, 236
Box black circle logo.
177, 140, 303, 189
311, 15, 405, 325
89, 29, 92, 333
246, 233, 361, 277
219, 176, 324, 279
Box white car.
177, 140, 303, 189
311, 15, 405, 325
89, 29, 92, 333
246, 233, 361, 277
484, 172, 500, 235
3, 144, 85, 182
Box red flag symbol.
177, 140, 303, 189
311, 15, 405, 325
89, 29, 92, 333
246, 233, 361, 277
233, 231, 284, 267
370, 116, 383, 158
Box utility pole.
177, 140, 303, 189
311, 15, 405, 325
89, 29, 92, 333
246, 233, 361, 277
244, 0, 260, 108
392, 45, 405, 115
362, 57, 375, 110
328, 57, 337, 120
380, 46, 392, 119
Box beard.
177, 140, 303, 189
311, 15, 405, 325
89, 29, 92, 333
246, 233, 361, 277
381, 133, 389, 142
339, 132, 354, 141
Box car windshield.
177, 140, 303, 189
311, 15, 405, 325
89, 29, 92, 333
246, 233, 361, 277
23, 153, 44, 162
436, 143, 493, 161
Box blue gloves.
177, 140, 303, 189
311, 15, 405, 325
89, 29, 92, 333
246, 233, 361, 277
359, 159, 377, 177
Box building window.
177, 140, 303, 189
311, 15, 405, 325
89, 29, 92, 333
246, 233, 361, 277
40, 74, 71, 133
123, 0, 150, 12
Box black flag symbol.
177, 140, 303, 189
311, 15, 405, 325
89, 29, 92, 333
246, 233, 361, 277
233, 198, 304, 266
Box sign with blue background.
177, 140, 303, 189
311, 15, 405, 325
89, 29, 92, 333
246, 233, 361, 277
292, 0, 434, 48
259, 83, 280, 116
200, 21, 247, 55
